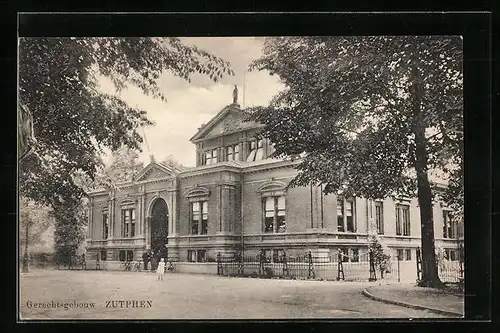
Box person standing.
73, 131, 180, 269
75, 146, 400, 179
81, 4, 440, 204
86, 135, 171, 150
157, 258, 166, 281
142, 251, 149, 271
151, 251, 157, 272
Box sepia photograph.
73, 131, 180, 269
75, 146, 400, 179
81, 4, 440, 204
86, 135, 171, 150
18, 33, 466, 320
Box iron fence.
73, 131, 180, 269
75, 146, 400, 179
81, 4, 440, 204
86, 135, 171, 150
216, 249, 393, 281
416, 246, 464, 287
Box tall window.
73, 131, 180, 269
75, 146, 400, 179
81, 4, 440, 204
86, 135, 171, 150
247, 139, 264, 161
337, 198, 356, 232
102, 212, 109, 239
203, 149, 218, 165
191, 201, 208, 235
263, 196, 286, 233
396, 204, 410, 236
337, 200, 344, 232
346, 199, 354, 232
443, 210, 455, 238
121, 208, 135, 237
375, 201, 384, 234
226, 144, 240, 161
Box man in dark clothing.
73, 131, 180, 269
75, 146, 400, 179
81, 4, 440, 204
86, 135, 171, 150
142, 252, 149, 271
151, 250, 157, 271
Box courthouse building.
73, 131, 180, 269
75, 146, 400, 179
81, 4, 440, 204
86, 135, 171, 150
85, 89, 463, 268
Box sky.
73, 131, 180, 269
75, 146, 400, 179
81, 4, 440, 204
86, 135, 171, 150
98, 37, 285, 167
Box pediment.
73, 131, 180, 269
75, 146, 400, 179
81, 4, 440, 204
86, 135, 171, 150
134, 163, 175, 182
256, 180, 288, 194
183, 186, 211, 198
190, 105, 261, 142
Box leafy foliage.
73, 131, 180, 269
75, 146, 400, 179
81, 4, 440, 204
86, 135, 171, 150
247, 36, 462, 287
52, 201, 86, 266
19, 37, 234, 209
367, 218, 391, 275
19, 38, 233, 266
162, 154, 185, 171
19, 197, 54, 253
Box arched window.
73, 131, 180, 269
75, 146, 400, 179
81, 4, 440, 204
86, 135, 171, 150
184, 186, 211, 235
257, 180, 287, 233
120, 199, 136, 238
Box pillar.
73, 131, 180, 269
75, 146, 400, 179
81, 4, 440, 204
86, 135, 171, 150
169, 190, 178, 236
145, 217, 151, 249
139, 194, 146, 236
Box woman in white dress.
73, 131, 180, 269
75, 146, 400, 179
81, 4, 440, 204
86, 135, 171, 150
156, 258, 166, 280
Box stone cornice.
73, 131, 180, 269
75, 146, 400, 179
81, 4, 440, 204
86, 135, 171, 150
179, 162, 242, 179
87, 159, 300, 197
241, 159, 301, 174
87, 177, 176, 196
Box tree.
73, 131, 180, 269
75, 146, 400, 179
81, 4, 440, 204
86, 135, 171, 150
19, 198, 54, 249
19, 197, 55, 270
97, 146, 145, 191
161, 154, 184, 171
19, 37, 234, 210
52, 200, 86, 268
247, 36, 463, 288
19, 38, 233, 266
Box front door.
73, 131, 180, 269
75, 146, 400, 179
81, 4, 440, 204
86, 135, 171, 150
151, 198, 169, 260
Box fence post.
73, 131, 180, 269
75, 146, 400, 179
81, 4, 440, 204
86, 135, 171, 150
282, 251, 288, 276
216, 252, 222, 276
458, 243, 464, 289
307, 251, 315, 279
369, 248, 377, 281
337, 248, 344, 281
259, 250, 264, 277
416, 247, 422, 281
237, 251, 244, 276
397, 252, 401, 283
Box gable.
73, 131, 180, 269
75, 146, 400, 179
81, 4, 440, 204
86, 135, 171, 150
191, 107, 261, 143
204, 111, 243, 137
134, 163, 174, 182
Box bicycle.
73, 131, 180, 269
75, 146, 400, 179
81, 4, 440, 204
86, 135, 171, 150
134, 259, 143, 272
166, 261, 175, 273
121, 260, 132, 271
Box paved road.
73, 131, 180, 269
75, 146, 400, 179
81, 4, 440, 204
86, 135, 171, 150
20, 270, 445, 320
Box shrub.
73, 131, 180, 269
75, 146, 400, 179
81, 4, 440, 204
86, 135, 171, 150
368, 218, 392, 276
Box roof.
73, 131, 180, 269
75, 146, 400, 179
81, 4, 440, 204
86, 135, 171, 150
189, 103, 262, 143
189, 103, 239, 142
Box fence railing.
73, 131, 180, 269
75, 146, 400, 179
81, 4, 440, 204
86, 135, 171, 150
416, 246, 465, 287
216, 250, 398, 282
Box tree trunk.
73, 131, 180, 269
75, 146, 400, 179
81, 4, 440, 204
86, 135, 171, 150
410, 62, 445, 289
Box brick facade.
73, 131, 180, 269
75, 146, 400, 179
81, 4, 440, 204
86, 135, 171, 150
85, 102, 463, 267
